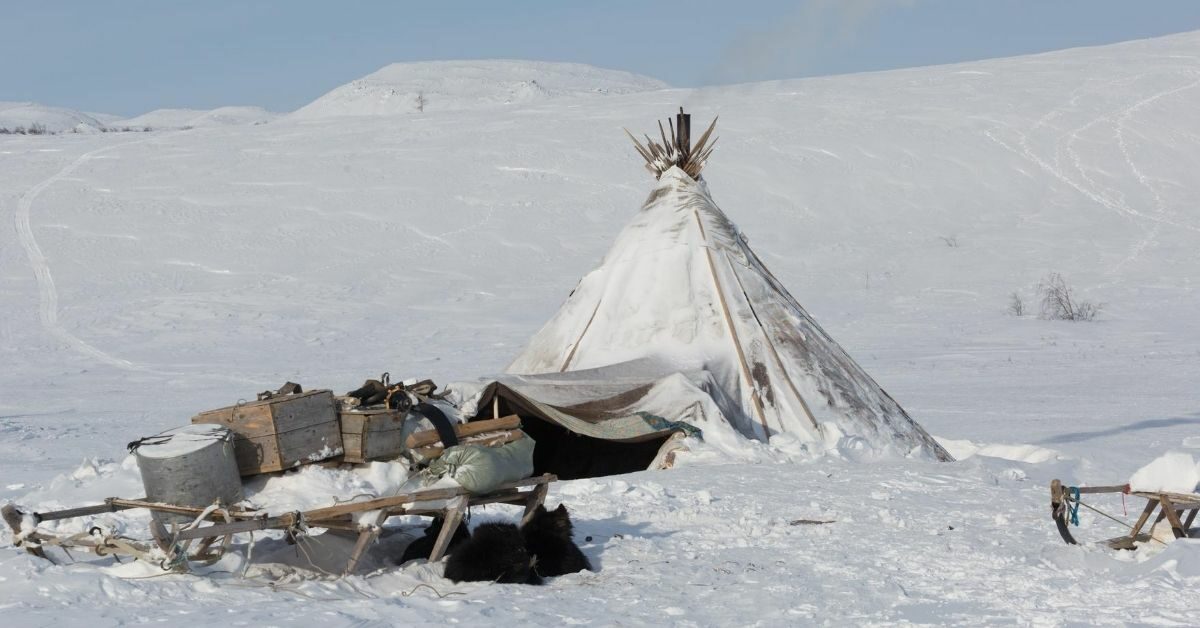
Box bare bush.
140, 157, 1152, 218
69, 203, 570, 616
939, 235, 959, 248
1037, 273, 1100, 321
1008, 292, 1025, 317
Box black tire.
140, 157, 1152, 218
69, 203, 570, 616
1052, 500, 1078, 545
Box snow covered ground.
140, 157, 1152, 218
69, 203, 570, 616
2, 31, 1200, 626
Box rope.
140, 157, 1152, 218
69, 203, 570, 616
125, 434, 173, 453
1069, 495, 1169, 546
1069, 486, 1081, 526
400, 582, 465, 598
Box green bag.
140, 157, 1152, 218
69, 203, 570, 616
426, 434, 535, 495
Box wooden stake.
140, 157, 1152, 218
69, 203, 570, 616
1127, 497, 1158, 538
428, 496, 467, 562
343, 509, 389, 575
521, 481, 551, 526
1160, 495, 1189, 539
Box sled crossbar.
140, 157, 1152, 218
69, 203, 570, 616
3, 474, 556, 575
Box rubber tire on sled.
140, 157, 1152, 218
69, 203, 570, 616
1051, 501, 1078, 545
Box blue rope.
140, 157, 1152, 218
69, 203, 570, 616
1068, 486, 1081, 526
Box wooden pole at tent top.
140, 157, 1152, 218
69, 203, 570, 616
623, 108, 717, 180
675, 108, 691, 161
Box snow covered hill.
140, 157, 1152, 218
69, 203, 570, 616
291, 60, 669, 118
0, 101, 108, 133
111, 105, 278, 129
3, 35, 1200, 625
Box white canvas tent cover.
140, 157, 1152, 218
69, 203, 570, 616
505, 165, 951, 462
453, 359, 734, 478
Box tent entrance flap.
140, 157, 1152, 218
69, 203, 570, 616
465, 382, 686, 481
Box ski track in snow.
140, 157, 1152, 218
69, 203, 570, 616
986, 72, 1200, 287
13, 138, 152, 371
1105, 76, 1200, 276
11, 135, 268, 386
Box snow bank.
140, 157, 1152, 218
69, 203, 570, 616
938, 438, 1063, 464
1129, 451, 1200, 494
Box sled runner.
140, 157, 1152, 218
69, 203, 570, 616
1049, 479, 1200, 549
2, 473, 555, 575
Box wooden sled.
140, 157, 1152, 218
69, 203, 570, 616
2, 473, 555, 575
1049, 479, 1200, 549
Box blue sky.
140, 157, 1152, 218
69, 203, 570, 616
6, 1, 1200, 116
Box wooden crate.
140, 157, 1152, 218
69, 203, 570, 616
339, 408, 408, 464
191, 390, 343, 476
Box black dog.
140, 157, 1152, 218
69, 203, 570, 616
398, 516, 470, 565
443, 522, 542, 585
522, 504, 592, 578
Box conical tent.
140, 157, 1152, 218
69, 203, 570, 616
507, 113, 950, 461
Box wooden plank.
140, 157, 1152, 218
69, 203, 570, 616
413, 430, 523, 459
275, 420, 342, 470
340, 432, 364, 464
194, 399, 274, 437
173, 513, 299, 541
463, 489, 523, 508
29, 498, 142, 522
1132, 490, 1200, 506
204, 475, 548, 530
228, 433, 281, 475
106, 498, 260, 521
385, 475, 554, 517
272, 391, 338, 432
300, 486, 465, 522
405, 415, 521, 448
1073, 485, 1130, 495
428, 496, 467, 562
339, 412, 367, 432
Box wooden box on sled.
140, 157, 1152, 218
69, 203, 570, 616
338, 407, 408, 464
191, 389, 343, 476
